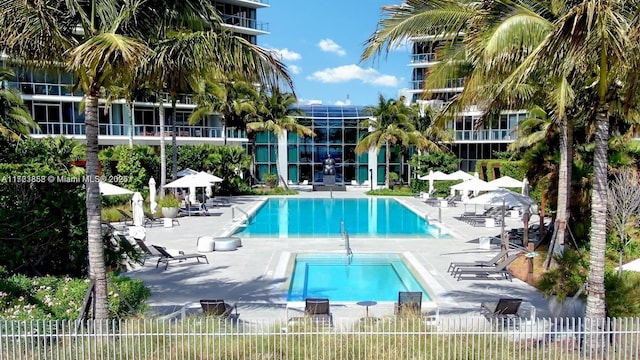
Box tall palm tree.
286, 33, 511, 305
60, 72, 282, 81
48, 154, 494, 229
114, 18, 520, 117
362, 0, 640, 324
357, 95, 419, 188
0, 68, 38, 140
248, 89, 315, 186
1, 0, 151, 320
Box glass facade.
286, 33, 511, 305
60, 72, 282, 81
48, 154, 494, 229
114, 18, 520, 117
254, 105, 382, 185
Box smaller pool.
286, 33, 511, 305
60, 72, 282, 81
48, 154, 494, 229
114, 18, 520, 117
287, 253, 431, 302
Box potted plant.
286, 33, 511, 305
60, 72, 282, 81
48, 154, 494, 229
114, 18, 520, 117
158, 194, 181, 218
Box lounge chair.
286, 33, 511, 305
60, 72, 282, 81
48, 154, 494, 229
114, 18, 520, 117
452, 252, 521, 281
151, 245, 209, 270
447, 248, 510, 273
481, 298, 523, 329
304, 298, 333, 326
200, 299, 237, 319
117, 209, 133, 225
129, 237, 164, 265
394, 291, 422, 316
143, 212, 167, 227
179, 204, 209, 216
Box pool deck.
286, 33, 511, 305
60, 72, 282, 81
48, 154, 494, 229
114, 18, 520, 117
124, 188, 552, 323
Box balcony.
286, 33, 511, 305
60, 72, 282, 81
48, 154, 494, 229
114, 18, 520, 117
30, 123, 249, 145
410, 53, 437, 64
409, 78, 465, 91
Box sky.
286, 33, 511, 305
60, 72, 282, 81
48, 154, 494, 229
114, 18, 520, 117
261, 1, 411, 107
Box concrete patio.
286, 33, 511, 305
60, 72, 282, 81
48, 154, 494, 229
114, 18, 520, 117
123, 188, 551, 323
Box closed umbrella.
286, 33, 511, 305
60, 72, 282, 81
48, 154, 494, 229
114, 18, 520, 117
131, 192, 145, 227
149, 177, 157, 213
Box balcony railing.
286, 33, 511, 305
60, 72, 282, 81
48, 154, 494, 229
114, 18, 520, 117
222, 15, 269, 32
31, 123, 247, 139
8, 81, 80, 96
410, 78, 465, 91
454, 129, 515, 141
410, 52, 437, 63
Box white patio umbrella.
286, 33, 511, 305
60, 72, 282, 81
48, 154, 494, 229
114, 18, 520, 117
464, 188, 535, 247
149, 177, 157, 213
522, 177, 530, 196
419, 170, 451, 194
131, 192, 145, 227
451, 178, 499, 193
488, 175, 525, 189
447, 170, 475, 181
163, 171, 223, 188
176, 168, 198, 177
463, 188, 534, 208
99, 182, 133, 196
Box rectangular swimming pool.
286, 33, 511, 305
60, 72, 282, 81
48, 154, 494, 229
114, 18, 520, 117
235, 198, 447, 238
287, 253, 431, 302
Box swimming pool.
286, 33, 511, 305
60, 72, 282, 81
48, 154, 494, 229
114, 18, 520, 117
235, 198, 446, 238
287, 253, 431, 302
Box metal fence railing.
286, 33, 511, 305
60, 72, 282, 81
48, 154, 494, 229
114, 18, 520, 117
1, 317, 639, 360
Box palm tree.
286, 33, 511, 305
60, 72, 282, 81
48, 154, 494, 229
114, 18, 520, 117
1, 0, 151, 320
362, 0, 640, 325
248, 89, 315, 186
357, 95, 419, 188
0, 68, 38, 140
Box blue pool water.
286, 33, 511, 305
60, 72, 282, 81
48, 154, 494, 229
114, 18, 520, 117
287, 253, 430, 302
236, 198, 445, 238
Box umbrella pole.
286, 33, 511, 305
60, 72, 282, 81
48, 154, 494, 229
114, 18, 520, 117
501, 200, 508, 252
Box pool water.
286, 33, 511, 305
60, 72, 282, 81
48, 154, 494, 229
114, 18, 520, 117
287, 253, 431, 302
236, 198, 446, 238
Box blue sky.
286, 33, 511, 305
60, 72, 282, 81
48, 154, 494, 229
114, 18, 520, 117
261, 1, 410, 106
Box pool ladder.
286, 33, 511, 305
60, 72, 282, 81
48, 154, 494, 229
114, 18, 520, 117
341, 220, 353, 263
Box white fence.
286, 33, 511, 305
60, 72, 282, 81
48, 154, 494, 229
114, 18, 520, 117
1, 317, 639, 360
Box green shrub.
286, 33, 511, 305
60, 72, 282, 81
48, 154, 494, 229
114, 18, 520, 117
537, 249, 589, 301
605, 271, 640, 317
158, 193, 181, 208
0, 274, 150, 320
367, 188, 414, 196
263, 173, 278, 187
252, 186, 297, 195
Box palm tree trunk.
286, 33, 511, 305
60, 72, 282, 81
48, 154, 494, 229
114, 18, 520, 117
159, 99, 166, 199
171, 98, 178, 181
385, 142, 390, 188
553, 116, 573, 256
85, 94, 108, 320
585, 104, 609, 320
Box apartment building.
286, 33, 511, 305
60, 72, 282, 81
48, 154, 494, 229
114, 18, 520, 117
400, 36, 527, 172
6, 0, 269, 147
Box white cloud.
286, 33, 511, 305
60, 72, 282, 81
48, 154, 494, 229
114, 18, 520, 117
288, 64, 301, 74
307, 64, 400, 87
334, 100, 347, 105
271, 48, 302, 61
317, 39, 346, 56
297, 99, 323, 105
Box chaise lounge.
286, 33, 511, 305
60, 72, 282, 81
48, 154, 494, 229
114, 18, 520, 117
151, 245, 209, 270
302, 298, 333, 326
200, 299, 237, 319
481, 298, 523, 329
447, 248, 510, 273
451, 252, 521, 281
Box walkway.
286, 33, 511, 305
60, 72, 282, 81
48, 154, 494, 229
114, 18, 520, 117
124, 188, 551, 323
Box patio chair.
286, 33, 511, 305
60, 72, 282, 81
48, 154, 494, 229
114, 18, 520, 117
179, 203, 209, 216
394, 291, 422, 316
447, 248, 511, 273
130, 237, 164, 265
452, 252, 521, 281
200, 299, 237, 319
151, 245, 209, 270
304, 298, 333, 326
144, 212, 168, 227
481, 298, 523, 329
117, 209, 133, 225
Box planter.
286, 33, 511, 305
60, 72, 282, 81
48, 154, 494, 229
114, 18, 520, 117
161, 207, 179, 218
